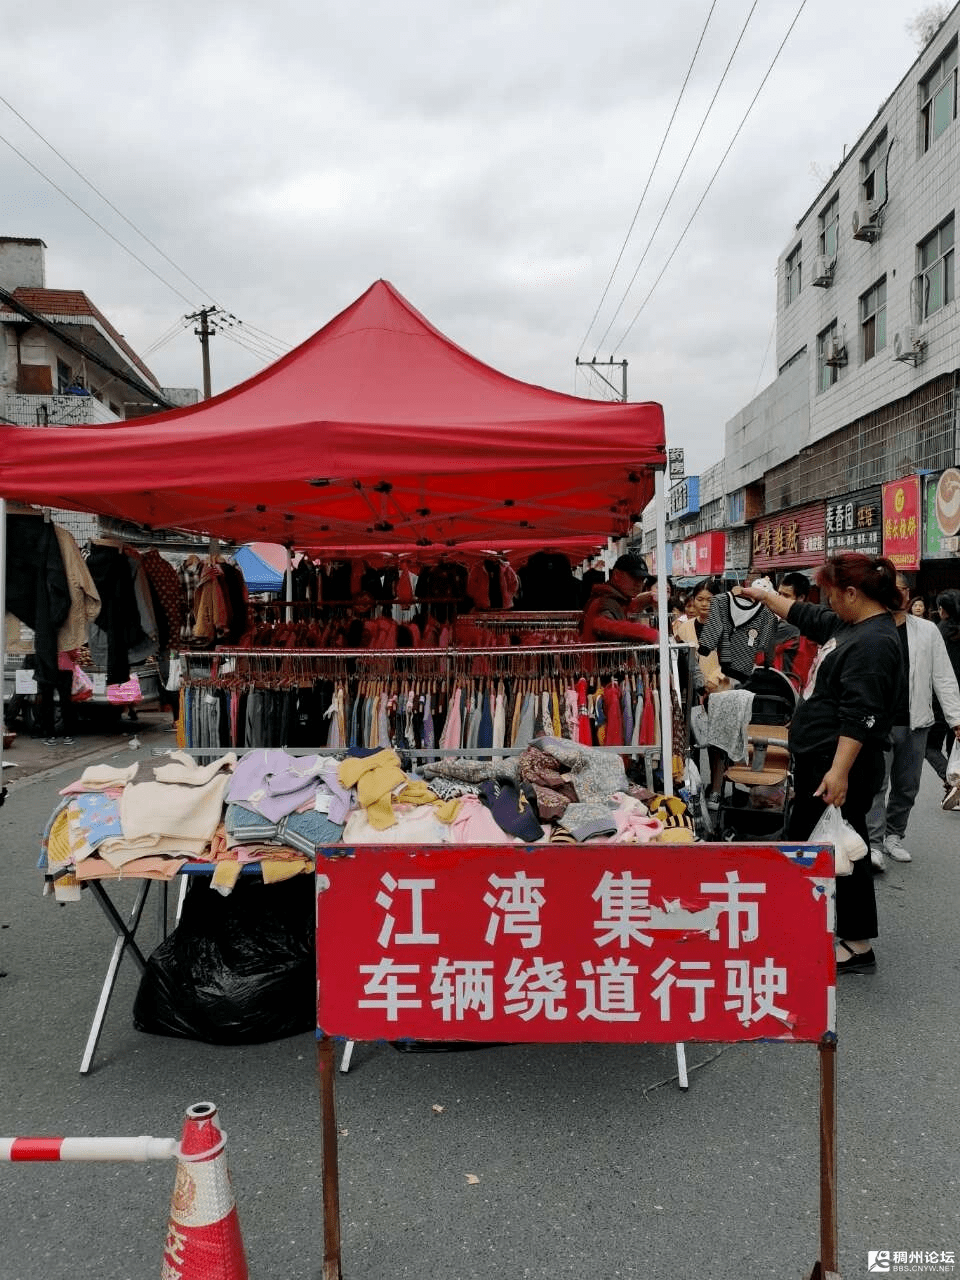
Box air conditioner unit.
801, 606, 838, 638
893, 325, 927, 364
812, 253, 835, 287
852, 200, 880, 242
824, 334, 847, 366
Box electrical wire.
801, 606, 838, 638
0, 92, 218, 307
218, 326, 288, 367
753, 317, 777, 397
215, 317, 289, 361
0, 128, 197, 308
141, 316, 193, 358
593, 0, 759, 356
611, 0, 809, 356
0, 96, 296, 361
232, 318, 294, 354
577, 0, 718, 359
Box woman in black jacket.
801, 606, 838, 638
738, 554, 904, 973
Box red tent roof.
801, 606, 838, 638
0, 281, 665, 549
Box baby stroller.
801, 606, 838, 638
713, 664, 799, 841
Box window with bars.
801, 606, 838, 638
917, 215, 954, 318
920, 40, 957, 152
819, 193, 839, 260
860, 277, 887, 362
784, 243, 802, 305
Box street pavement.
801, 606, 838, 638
1, 738, 959, 1280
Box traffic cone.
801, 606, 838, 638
161, 1102, 249, 1280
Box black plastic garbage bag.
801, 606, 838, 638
133, 874, 316, 1044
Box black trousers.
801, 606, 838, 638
38, 669, 77, 738
788, 746, 884, 942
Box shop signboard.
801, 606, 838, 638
924, 468, 960, 559
825, 486, 882, 558
316, 845, 835, 1045
668, 476, 700, 519
681, 531, 726, 577
751, 503, 826, 572
882, 476, 921, 570
724, 526, 752, 575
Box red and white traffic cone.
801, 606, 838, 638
161, 1101, 249, 1280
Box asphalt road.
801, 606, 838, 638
1, 744, 958, 1280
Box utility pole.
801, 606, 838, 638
185, 305, 223, 400
575, 356, 628, 402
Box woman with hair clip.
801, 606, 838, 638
737, 554, 904, 973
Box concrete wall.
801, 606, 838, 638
723, 355, 811, 491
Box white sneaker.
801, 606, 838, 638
942, 783, 960, 811
884, 834, 912, 863
869, 846, 886, 872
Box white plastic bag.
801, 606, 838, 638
946, 738, 960, 787
809, 804, 867, 876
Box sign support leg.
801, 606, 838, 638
317, 1035, 343, 1280
808, 1038, 840, 1279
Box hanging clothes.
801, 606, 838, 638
576, 677, 592, 746
4, 514, 71, 685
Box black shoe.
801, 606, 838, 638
836, 941, 876, 973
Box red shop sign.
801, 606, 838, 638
752, 503, 825, 571
882, 475, 921, 570
686, 531, 726, 576
316, 844, 835, 1045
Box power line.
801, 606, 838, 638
577, 0, 718, 359
611, 0, 809, 356
753, 318, 777, 397
0, 97, 296, 366
0, 128, 196, 307
593, 0, 759, 356
141, 316, 193, 358
218, 325, 289, 367
0, 93, 218, 308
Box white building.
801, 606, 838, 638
0, 237, 196, 427
713, 8, 960, 595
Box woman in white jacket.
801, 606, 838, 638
866, 575, 960, 868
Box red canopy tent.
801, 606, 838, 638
0, 280, 665, 550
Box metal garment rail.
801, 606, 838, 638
176, 641, 684, 782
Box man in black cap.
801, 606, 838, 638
580, 553, 659, 644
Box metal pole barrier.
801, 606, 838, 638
317, 1035, 343, 1280
2, 1134, 177, 1161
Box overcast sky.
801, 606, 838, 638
2, 0, 939, 473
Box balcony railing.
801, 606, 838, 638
0, 390, 122, 426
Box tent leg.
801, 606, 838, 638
653, 466, 673, 796
0, 497, 7, 806
675, 1042, 688, 1090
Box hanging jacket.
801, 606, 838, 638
53, 525, 101, 655
697, 592, 779, 682
4, 514, 71, 684
86, 544, 148, 685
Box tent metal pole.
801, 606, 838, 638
654, 467, 673, 797
285, 546, 294, 623
0, 497, 7, 801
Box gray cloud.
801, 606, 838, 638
3, 0, 919, 471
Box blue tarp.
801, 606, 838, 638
235, 545, 283, 594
